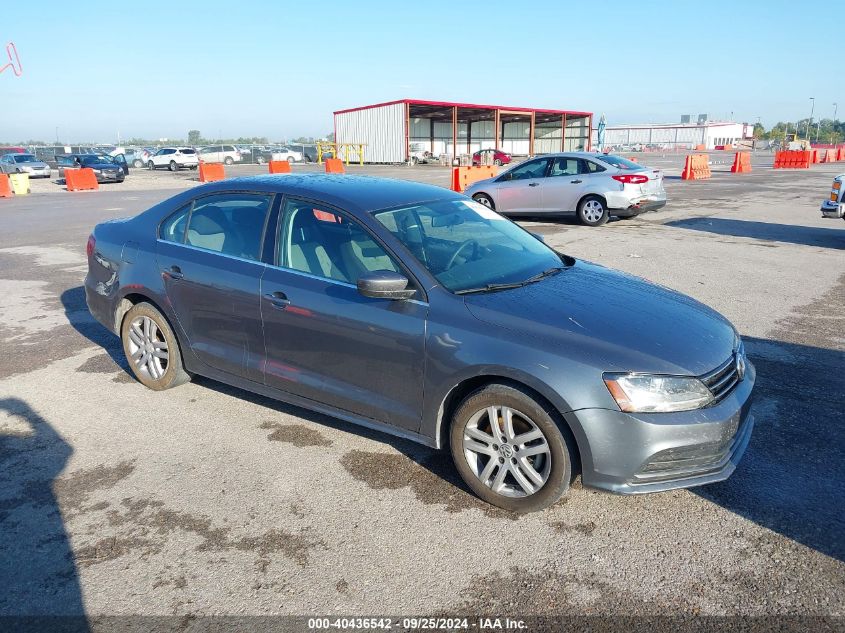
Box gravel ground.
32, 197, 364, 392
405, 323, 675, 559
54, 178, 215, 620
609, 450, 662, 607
0, 157, 843, 631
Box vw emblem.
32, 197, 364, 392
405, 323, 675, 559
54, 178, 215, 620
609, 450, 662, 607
736, 353, 746, 381
500, 444, 514, 458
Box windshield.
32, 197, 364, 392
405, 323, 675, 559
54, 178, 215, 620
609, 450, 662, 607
80, 155, 106, 166
13, 154, 37, 163
373, 199, 563, 293
597, 154, 642, 170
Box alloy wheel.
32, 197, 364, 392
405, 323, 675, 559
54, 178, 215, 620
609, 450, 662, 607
126, 316, 169, 380
462, 405, 551, 498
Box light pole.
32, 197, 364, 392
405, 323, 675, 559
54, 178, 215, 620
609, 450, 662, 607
833, 103, 839, 144
807, 97, 815, 139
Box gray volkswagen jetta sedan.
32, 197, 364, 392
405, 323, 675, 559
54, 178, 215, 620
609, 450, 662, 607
85, 174, 755, 512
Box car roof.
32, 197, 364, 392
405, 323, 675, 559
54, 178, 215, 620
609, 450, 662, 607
180, 174, 464, 214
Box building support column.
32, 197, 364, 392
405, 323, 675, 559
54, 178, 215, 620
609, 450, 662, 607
529, 111, 536, 156
430, 119, 435, 155
561, 114, 566, 151
404, 101, 410, 162
467, 121, 472, 155
494, 110, 501, 151
587, 115, 593, 151
452, 106, 458, 162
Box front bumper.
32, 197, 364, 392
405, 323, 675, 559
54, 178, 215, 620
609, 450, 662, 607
22, 167, 52, 178
820, 200, 844, 219
95, 171, 124, 183
570, 360, 756, 494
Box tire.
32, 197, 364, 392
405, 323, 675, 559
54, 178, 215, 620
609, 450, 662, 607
189, 165, 197, 170
169, 161, 178, 172
120, 302, 190, 391
286, 156, 295, 164
147, 161, 155, 170
133, 159, 143, 168
494, 159, 503, 166
450, 383, 573, 513
472, 193, 496, 210
577, 195, 609, 226
224, 156, 234, 165
256, 156, 265, 165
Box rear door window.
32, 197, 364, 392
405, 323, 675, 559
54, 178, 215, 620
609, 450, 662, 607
184, 193, 273, 261
160, 204, 192, 243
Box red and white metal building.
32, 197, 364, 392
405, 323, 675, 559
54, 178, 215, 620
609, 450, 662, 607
333, 99, 593, 163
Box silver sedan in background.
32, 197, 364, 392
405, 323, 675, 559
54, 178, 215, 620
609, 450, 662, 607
464, 152, 667, 226
0, 153, 52, 178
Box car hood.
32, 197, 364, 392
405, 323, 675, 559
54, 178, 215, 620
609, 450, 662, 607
83, 162, 121, 169
463, 260, 737, 376
18, 160, 49, 168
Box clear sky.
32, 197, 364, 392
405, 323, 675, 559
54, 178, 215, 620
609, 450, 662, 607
2, 0, 841, 143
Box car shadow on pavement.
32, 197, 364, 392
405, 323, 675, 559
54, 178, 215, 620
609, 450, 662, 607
694, 336, 845, 562
60, 286, 129, 374
665, 217, 845, 249
192, 376, 480, 501
0, 397, 89, 631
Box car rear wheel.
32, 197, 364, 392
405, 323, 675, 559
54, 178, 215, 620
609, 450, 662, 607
169, 161, 178, 172
286, 156, 295, 163
133, 159, 143, 168
494, 159, 503, 166
577, 195, 609, 226
224, 156, 234, 165
147, 161, 155, 170
450, 384, 572, 513
472, 193, 496, 210
121, 302, 190, 391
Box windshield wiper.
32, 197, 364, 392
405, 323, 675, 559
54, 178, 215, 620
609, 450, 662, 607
521, 265, 566, 285
454, 281, 527, 295
455, 266, 567, 295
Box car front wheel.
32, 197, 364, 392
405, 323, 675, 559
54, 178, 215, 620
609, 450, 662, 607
577, 195, 609, 226
472, 193, 496, 210
147, 161, 155, 170
169, 161, 178, 172
450, 383, 573, 513
121, 302, 190, 391
224, 157, 234, 165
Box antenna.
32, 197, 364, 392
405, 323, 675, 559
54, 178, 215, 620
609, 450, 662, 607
0, 42, 22, 77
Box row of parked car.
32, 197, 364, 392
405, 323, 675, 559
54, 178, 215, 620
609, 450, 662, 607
0, 143, 325, 178
118, 144, 318, 171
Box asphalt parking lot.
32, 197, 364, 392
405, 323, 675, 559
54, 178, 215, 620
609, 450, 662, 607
0, 154, 843, 624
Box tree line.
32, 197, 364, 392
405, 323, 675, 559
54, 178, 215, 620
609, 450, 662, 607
753, 119, 844, 143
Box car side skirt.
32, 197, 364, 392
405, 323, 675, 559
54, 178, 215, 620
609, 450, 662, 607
184, 360, 439, 450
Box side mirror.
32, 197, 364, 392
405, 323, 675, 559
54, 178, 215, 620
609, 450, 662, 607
357, 271, 416, 300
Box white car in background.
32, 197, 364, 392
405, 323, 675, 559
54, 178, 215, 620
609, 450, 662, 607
463, 152, 667, 226
147, 147, 199, 171
197, 144, 242, 165
269, 146, 302, 163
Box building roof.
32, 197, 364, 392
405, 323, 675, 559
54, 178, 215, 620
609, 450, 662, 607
334, 99, 591, 117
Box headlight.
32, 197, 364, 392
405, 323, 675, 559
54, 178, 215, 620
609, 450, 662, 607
603, 373, 714, 413
92, 169, 102, 174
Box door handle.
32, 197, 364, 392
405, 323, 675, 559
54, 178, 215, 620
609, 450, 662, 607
528, 182, 540, 187
570, 179, 583, 183
166, 265, 184, 280
263, 291, 290, 309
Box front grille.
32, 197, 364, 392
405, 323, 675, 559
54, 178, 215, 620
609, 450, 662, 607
700, 354, 741, 404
